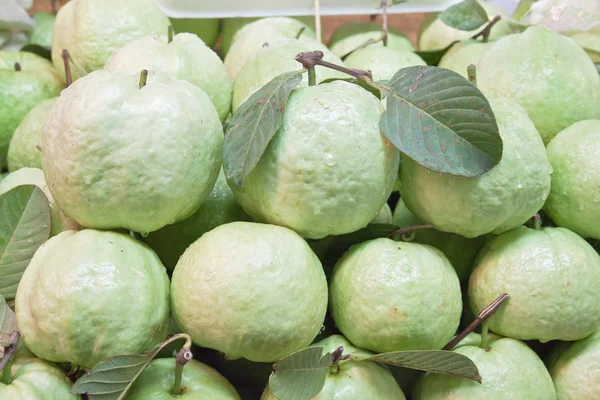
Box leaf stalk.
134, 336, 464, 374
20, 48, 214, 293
295, 51, 372, 81
472, 15, 502, 42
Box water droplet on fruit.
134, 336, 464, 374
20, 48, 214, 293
515, 151, 522, 160
517, 182, 523, 189
324, 153, 335, 166
300, 107, 309, 115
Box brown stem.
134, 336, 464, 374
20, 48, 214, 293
443, 293, 509, 351
471, 15, 502, 42
172, 347, 193, 396
388, 224, 434, 238
381, 1, 389, 46
14, 63, 21, 72
533, 213, 542, 230
61, 49, 72, 87
0, 332, 20, 373
295, 51, 372, 80
50, 0, 57, 13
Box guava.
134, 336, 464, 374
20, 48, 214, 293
469, 226, 600, 342
125, 358, 240, 400
105, 32, 231, 122
544, 120, 600, 240
546, 329, 600, 399
328, 21, 413, 58
569, 32, 600, 62
330, 238, 462, 353
393, 199, 487, 281
418, 1, 512, 51
42, 70, 223, 233
232, 39, 346, 111
51, 0, 171, 82
477, 26, 600, 144
438, 40, 495, 78
224, 17, 316, 82
400, 97, 551, 238
170, 18, 220, 47
412, 333, 556, 399
344, 47, 426, 81
0, 358, 80, 399
171, 221, 328, 362
28, 12, 55, 48
7, 97, 55, 171
16, 229, 170, 369
0, 167, 80, 235
232, 80, 399, 239
0, 51, 63, 168
371, 203, 393, 224
261, 335, 406, 399
143, 168, 249, 270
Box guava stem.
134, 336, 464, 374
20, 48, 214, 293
308, 66, 317, 86
533, 213, 542, 230
14, 62, 21, 72
471, 15, 502, 42
139, 70, 148, 89
388, 224, 435, 239
443, 293, 508, 351
295, 51, 372, 81
168, 25, 174, 43
0, 332, 20, 384
171, 347, 193, 396
467, 64, 477, 86
480, 320, 490, 351
381, 1, 389, 47
295, 26, 306, 40
50, 0, 57, 13
61, 49, 72, 87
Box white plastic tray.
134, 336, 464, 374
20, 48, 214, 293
154, 0, 464, 18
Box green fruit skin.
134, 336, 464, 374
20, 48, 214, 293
478, 26, 600, 144
546, 330, 600, 399
28, 12, 56, 48
262, 335, 406, 400
469, 226, 600, 342
328, 21, 414, 58
233, 81, 399, 240
170, 18, 220, 47
0, 358, 80, 399
143, 169, 250, 270
51, 0, 171, 83
392, 199, 487, 281
232, 39, 346, 112
400, 97, 551, 238
104, 33, 232, 122
413, 333, 557, 400
171, 222, 328, 363
544, 120, 600, 240
371, 203, 393, 224
569, 32, 600, 62
330, 238, 462, 353
0, 51, 63, 168
7, 97, 56, 171
438, 40, 495, 78
125, 358, 240, 400
15, 229, 171, 369
42, 70, 223, 233
344, 47, 425, 82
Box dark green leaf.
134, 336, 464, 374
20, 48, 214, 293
439, 0, 489, 31
20, 44, 51, 60
353, 350, 481, 383
380, 65, 502, 177
320, 77, 381, 99
416, 41, 459, 66
269, 347, 330, 400
0, 186, 51, 300
223, 70, 303, 191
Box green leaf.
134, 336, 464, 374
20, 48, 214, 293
269, 347, 330, 400
379, 65, 502, 177
20, 44, 51, 60
353, 350, 481, 383
320, 77, 381, 99
223, 70, 303, 191
512, 0, 535, 21
416, 40, 459, 66
0, 295, 17, 352
0, 185, 51, 301
439, 0, 489, 31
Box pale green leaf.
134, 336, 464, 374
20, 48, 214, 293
269, 347, 330, 400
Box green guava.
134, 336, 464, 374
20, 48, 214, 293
469, 226, 600, 342
28, 12, 56, 48
170, 18, 220, 47
371, 203, 393, 224
438, 39, 495, 78
328, 21, 413, 58
544, 120, 600, 240
344, 47, 425, 81
0, 358, 80, 399
42, 70, 223, 233
569, 32, 600, 62
15, 229, 171, 369
232, 80, 399, 239
171, 222, 328, 362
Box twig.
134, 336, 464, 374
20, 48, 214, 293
471, 15, 502, 42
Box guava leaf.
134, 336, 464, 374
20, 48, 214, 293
512, 0, 536, 21
352, 350, 481, 383
439, 0, 489, 31
0, 0, 34, 31
269, 347, 331, 400
415, 41, 459, 66
0, 185, 51, 301
380, 65, 502, 177
223, 70, 303, 191
320, 77, 381, 99
0, 295, 17, 358
20, 44, 51, 61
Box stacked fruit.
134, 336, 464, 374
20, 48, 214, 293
0, 0, 599, 399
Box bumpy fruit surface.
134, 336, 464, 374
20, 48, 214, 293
0, 358, 80, 399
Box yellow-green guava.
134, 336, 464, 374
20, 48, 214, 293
438, 40, 495, 77
0, 358, 80, 399
344, 47, 426, 81
328, 21, 413, 58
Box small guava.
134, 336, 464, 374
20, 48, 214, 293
371, 203, 393, 224
344, 47, 425, 81
438, 40, 495, 78
328, 21, 413, 58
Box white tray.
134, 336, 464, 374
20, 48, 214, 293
154, 0, 464, 18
